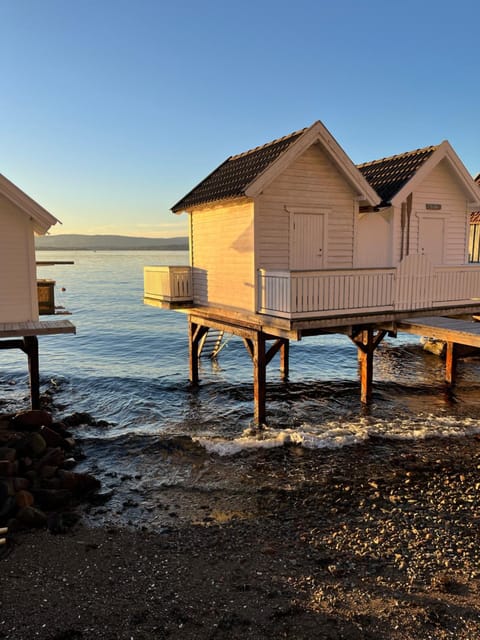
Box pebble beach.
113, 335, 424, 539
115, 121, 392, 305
2, 406, 480, 639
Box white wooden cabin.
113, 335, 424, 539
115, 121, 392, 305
144, 121, 480, 420
145, 121, 480, 321
0, 173, 60, 323
0, 173, 75, 408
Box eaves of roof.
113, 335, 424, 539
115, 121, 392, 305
0, 174, 59, 234
171, 129, 305, 212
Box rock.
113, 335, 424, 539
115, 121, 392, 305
16, 506, 47, 528
0, 460, 18, 476
2, 477, 30, 496
25, 433, 47, 457
36, 447, 65, 470
58, 470, 100, 493
34, 489, 72, 510
62, 412, 96, 427
39, 426, 68, 449
63, 457, 77, 470
15, 490, 34, 508
0, 448, 16, 462
39, 465, 58, 479
11, 410, 52, 431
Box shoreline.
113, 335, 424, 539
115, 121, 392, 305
2, 430, 480, 638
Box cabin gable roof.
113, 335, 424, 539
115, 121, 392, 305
171, 129, 305, 213
359, 142, 480, 208
0, 174, 59, 234
357, 146, 437, 204
172, 121, 379, 212
172, 123, 480, 215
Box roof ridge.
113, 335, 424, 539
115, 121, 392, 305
357, 144, 438, 169
229, 127, 308, 161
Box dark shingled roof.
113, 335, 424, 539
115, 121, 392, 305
171, 128, 306, 212
357, 146, 437, 204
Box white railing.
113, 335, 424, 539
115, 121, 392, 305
433, 266, 480, 304
258, 268, 395, 318
258, 262, 480, 318
144, 266, 192, 303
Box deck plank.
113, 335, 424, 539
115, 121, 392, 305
397, 316, 480, 348
0, 320, 76, 338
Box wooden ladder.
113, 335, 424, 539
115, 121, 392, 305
199, 328, 226, 359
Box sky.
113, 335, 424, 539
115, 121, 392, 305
1, 0, 479, 238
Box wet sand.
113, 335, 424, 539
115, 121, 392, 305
2, 435, 480, 639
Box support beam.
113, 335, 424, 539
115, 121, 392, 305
445, 341, 458, 385
21, 336, 40, 410
188, 319, 208, 385
280, 339, 289, 381
252, 333, 266, 425
350, 328, 386, 404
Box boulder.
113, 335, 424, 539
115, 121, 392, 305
0, 447, 16, 462
39, 426, 68, 449
17, 506, 47, 528
58, 470, 100, 493
11, 410, 52, 431
0, 460, 18, 476
34, 489, 72, 510
15, 490, 34, 509
25, 432, 47, 457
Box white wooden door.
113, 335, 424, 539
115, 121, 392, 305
418, 216, 445, 265
290, 213, 325, 270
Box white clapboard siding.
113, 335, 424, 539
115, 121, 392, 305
256, 144, 356, 271
191, 201, 255, 311
0, 196, 38, 323
412, 160, 470, 264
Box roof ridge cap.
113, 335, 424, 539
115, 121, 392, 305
357, 144, 438, 168
229, 127, 308, 161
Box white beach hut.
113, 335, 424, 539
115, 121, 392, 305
0, 173, 75, 407
144, 121, 480, 421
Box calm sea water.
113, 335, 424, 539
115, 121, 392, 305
2, 251, 480, 525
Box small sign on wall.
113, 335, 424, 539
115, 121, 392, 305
426, 203, 442, 210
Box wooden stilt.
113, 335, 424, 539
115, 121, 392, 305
280, 339, 289, 381
350, 328, 386, 404
22, 336, 40, 409
253, 332, 266, 425
188, 319, 208, 385
445, 341, 458, 385
358, 329, 374, 404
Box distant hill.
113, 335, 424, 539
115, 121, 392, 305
35, 234, 189, 251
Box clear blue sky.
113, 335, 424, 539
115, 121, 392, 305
1, 0, 479, 237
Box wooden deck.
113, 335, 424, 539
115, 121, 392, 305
397, 316, 480, 348
0, 320, 76, 338
0, 320, 76, 410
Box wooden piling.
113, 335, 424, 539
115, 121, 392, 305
350, 328, 386, 404
252, 333, 266, 425
445, 341, 458, 385
22, 336, 39, 410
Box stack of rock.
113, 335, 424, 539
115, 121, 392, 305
0, 409, 100, 533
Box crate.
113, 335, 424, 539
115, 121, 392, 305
37, 279, 56, 315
